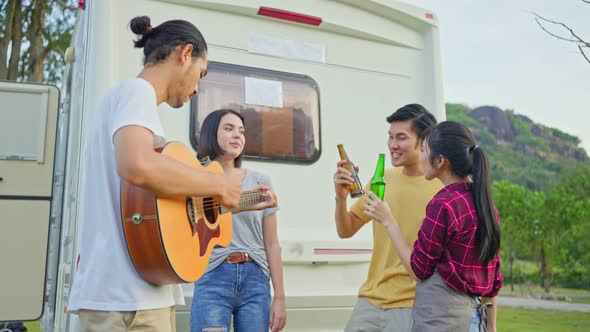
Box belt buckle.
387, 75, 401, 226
227, 252, 248, 264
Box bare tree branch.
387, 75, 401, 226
53, 0, 76, 11
578, 45, 590, 64
532, 12, 589, 47
534, 16, 579, 42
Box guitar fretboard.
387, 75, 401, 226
220, 189, 267, 214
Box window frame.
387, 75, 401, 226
189, 61, 322, 165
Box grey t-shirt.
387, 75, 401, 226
205, 168, 279, 278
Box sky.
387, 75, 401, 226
406, 0, 590, 153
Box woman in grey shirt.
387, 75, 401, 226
190, 109, 286, 332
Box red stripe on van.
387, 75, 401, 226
314, 248, 373, 255
258, 7, 322, 26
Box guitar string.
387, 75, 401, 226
196, 190, 263, 202
193, 193, 266, 216
200, 196, 266, 210
199, 190, 265, 206
198, 190, 269, 211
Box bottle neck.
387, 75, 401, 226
337, 147, 349, 160
373, 155, 385, 177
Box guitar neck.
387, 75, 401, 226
220, 189, 267, 214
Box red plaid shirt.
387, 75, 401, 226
410, 182, 503, 297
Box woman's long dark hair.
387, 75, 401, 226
197, 109, 245, 168
424, 121, 500, 266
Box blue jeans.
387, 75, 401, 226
190, 261, 270, 332
468, 308, 481, 332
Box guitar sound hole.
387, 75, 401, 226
202, 197, 218, 225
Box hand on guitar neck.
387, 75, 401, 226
217, 169, 278, 212
232, 183, 278, 214
250, 184, 278, 211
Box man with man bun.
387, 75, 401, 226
67, 16, 275, 332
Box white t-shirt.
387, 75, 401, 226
68, 78, 184, 312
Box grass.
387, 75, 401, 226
501, 284, 590, 295
570, 297, 590, 305
497, 307, 590, 332
546, 287, 590, 295
14, 321, 40, 332
508, 259, 538, 274
500, 282, 590, 305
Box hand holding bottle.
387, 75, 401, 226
363, 191, 396, 227
335, 144, 365, 198
334, 160, 361, 199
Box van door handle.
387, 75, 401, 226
0, 176, 3, 182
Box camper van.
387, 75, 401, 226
0, 0, 444, 331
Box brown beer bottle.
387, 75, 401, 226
337, 144, 365, 198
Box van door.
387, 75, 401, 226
0, 81, 60, 321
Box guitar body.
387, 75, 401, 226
120, 141, 232, 285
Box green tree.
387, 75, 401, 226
551, 169, 590, 288
534, 183, 588, 292
0, 0, 76, 84
493, 180, 532, 291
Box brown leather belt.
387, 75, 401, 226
226, 252, 253, 264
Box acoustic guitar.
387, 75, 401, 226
120, 141, 266, 285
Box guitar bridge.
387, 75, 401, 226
186, 198, 199, 236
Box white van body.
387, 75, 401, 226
0, 0, 444, 331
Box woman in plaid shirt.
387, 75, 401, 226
364, 121, 503, 332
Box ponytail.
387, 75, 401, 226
425, 121, 501, 266
471, 146, 501, 266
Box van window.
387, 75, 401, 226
190, 62, 321, 164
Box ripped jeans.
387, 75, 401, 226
190, 261, 270, 332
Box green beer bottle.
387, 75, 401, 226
337, 144, 365, 198
370, 153, 386, 200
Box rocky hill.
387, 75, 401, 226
446, 103, 589, 191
